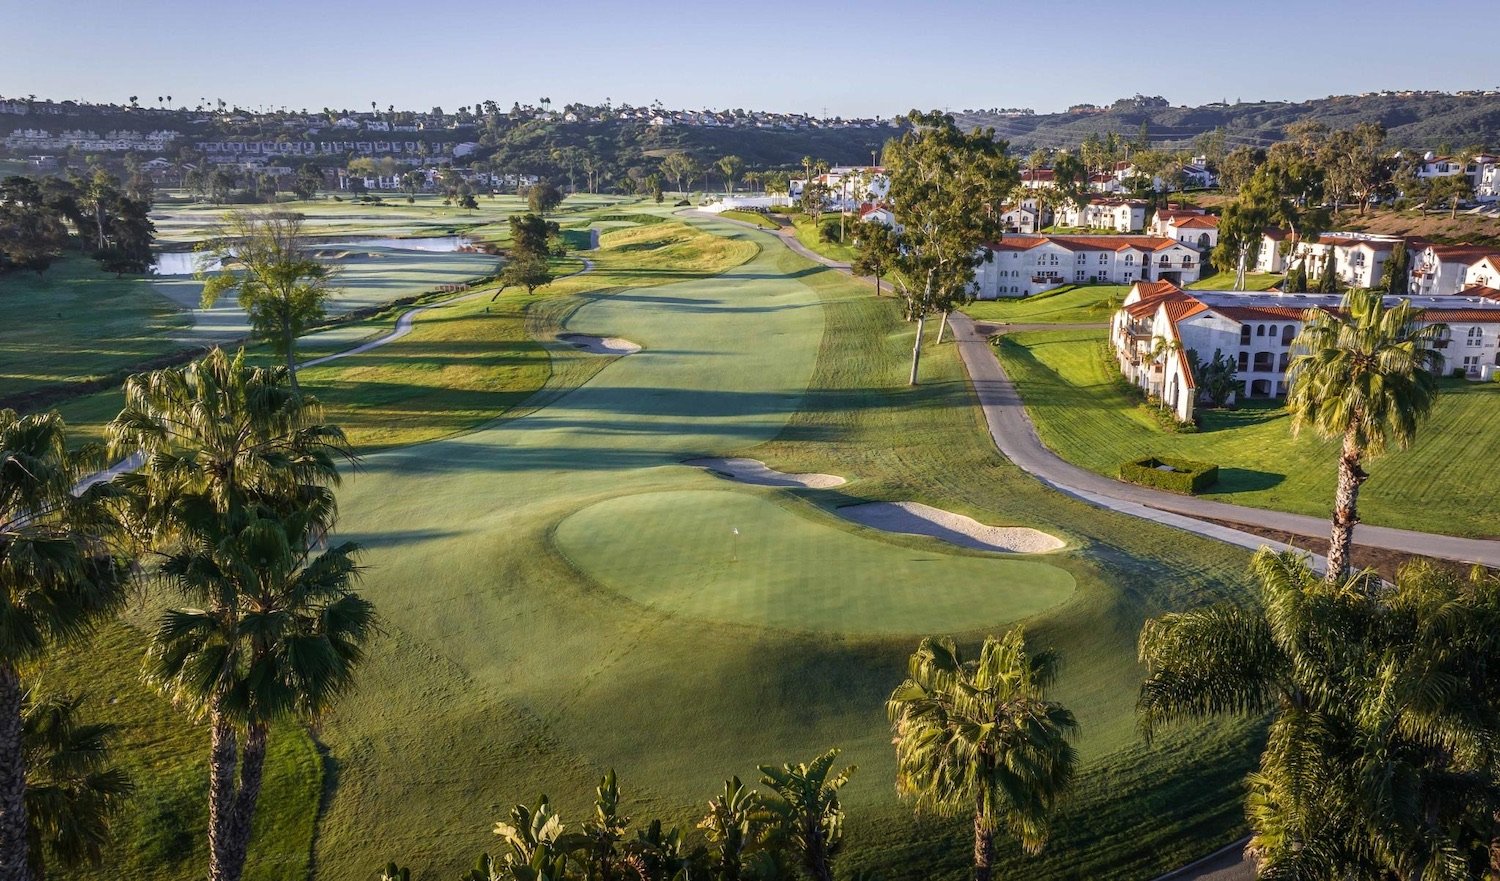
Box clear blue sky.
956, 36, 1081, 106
1, 0, 1492, 118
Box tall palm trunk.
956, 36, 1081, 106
1327, 425, 1367, 582
208, 711, 238, 881
0, 664, 33, 881
208, 712, 269, 881
972, 800, 993, 881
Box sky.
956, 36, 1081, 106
2, 0, 1494, 119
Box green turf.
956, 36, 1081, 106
996, 327, 1500, 536
555, 490, 1074, 635
1187, 272, 1283, 291
962, 284, 1126, 325
719, 209, 780, 230
305, 213, 1261, 881
788, 213, 858, 263
36, 620, 321, 881
0, 255, 190, 399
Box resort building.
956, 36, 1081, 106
1053, 198, 1149, 233
1111, 282, 1500, 422
1411, 243, 1500, 296
1150, 208, 1220, 251
974, 235, 1202, 299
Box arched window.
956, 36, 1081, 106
1468, 326, 1484, 347
1240, 326, 1252, 345
1256, 324, 1266, 337
1159, 255, 1170, 266
1268, 325, 1277, 338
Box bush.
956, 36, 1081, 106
673, 199, 690, 207
1119, 456, 1219, 494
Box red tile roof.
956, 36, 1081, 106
1170, 215, 1220, 229
1213, 305, 1315, 321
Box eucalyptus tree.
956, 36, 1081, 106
850, 219, 898, 297
716, 155, 744, 194
1139, 549, 1500, 880
198, 212, 337, 394
888, 632, 1077, 881
1287, 290, 1445, 580
885, 110, 1017, 384
0, 411, 129, 881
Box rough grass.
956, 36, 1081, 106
719, 209, 780, 230
996, 327, 1500, 536
35, 620, 321, 881
789, 213, 858, 263
0, 255, 190, 398
962, 285, 1126, 324
306, 216, 1261, 881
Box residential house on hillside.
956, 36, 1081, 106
1054, 198, 1149, 232
1111, 282, 1500, 421
858, 203, 896, 227
974, 235, 1201, 299
1150, 208, 1219, 251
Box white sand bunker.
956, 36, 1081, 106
838, 502, 1065, 554
684, 457, 846, 489
558, 333, 642, 355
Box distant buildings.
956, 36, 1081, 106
975, 235, 1203, 299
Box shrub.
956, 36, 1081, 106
1119, 456, 1219, 494
674, 199, 690, 207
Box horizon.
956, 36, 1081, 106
2, 0, 1494, 119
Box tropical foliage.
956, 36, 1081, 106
1140, 549, 1500, 880
1287, 290, 1445, 578
888, 632, 1077, 881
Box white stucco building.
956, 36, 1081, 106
974, 235, 1202, 299
1111, 282, 1500, 422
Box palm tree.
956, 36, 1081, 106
1138, 549, 1500, 880
758, 750, 855, 881
145, 503, 374, 881
0, 410, 128, 881
1148, 335, 1184, 412
22, 692, 132, 881
107, 350, 357, 881
1286, 290, 1445, 580
887, 632, 1078, 881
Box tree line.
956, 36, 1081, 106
0, 171, 154, 278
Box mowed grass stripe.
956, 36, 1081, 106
997, 327, 1500, 536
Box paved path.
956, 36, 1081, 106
950, 313, 1500, 567
1149, 838, 1253, 881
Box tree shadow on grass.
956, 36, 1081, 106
1205, 468, 1287, 494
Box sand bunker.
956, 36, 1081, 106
837, 502, 1065, 554
684, 457, 846, 489
558, 333, 642, 355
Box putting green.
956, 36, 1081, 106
555, 490, 1074, 635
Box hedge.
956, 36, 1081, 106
1118, 456, 1220, 494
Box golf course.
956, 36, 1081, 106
35, 202, 1269, 881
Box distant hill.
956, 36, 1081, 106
953, 93, 1500, 152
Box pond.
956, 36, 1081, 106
151, 236, 475, 275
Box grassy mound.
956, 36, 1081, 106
554, 489, 1075, 635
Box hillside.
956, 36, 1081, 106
955, 92, 1500, 152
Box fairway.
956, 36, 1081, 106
307, 212, 1261, 881
555, 490, 1074, 635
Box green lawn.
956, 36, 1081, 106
38, 620, 321, 881
303, 215, 1260, 881
1188, 272, 1283, 291
788, 213, 858, 264
961, 284, 1125, 325
0, 255, 190, 400
719, 209, 781, 230
996, 327, 1500, 536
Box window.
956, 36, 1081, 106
1253, 351, 1274, 372
1159, 255, 1170, 266
1237, 351, 1249, 371
1076, 253, 1086, 264
1099, 253, 1108, 264
1183, 256, 1193, 267
1278, 352, 1289, 372
1468, 326, 1484, 347
1075, 270, 1085, 281
1125, 254, 1135, 265
1268, 325, 1277, 339
1240, 326, 1252, 345
1282, 325, 1296, 345
1256, 324, 1266, 337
